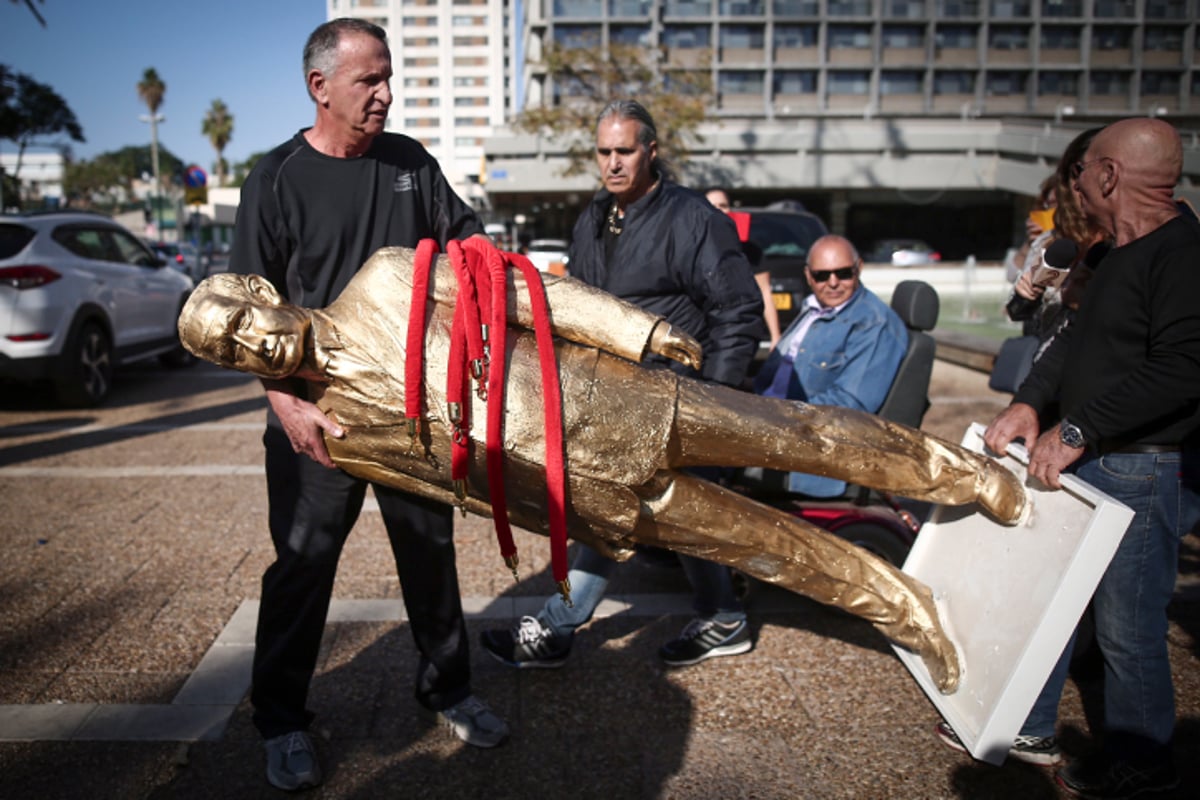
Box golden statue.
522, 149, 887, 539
180, 245, 1027, 694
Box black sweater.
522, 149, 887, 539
1015, 214, 1200, 451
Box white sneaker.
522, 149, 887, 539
438, 695, 510, 748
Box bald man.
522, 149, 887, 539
944, 118, 1200, 794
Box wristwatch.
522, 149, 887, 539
1059, 419, 1086, 449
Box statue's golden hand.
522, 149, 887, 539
648, 321, 702, 371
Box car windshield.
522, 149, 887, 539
747, 212, 828, 279
749, 214, 826, 258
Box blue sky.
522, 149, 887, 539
2, 1, 328, 172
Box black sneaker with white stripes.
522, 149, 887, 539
935, 720, 1062, 766
480, 615, 571, 668
658, 617, 753, 667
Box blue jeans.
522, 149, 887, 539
538, 544, 745, 638
1021, 449, 1199, 762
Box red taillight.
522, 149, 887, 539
0, 265, 62, 289
931, 252, 942, 262
175, 254, 184, 263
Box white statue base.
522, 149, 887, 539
894, 422, 1134, 765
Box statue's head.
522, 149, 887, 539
179, 273, 312, 379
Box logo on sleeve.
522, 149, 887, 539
393, 172, 414, 193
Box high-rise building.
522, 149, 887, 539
330, 0, 1198, 254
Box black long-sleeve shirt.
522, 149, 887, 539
1014, 214, 1200, 451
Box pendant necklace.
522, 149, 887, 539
607, 202, 623, 236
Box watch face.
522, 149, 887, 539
1060, 422, 1085, 449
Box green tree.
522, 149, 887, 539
62, 145, 183, 212
514, 42, 712, 177
1, 63, 84, 208
136, 67, 166, 209
201, 98, 233, 187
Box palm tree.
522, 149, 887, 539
136, 68, 165, 227
202, 99, 233, 187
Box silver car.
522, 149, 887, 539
1, 211, 195, 406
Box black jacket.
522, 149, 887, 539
568, 180, 765, 387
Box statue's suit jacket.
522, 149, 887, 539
310, 246, 685, 554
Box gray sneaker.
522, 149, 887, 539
264, 730, 323, 791
438, 695, 510, 748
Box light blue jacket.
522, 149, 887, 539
754, 285, 907, 496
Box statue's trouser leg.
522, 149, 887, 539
630, 471, 961, 694
669, 381, 1025, 525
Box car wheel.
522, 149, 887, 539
56, 321, 113, 407
829, 521, 911, 567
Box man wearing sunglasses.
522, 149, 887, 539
753, 234, 907, 497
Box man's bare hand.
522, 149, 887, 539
648, 321, 703, 371
265, 383, 345, 469
1027, 427, 1083, 490
983, 402, 1039, 456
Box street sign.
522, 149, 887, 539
184, 165, 207, 188
184, 165, 208, 205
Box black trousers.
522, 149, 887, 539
251, 426, 471, 739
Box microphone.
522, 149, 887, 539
1030, 237, 1078, 289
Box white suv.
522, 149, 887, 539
1, 211, 196, 406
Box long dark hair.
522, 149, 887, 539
595, 100, 675, 183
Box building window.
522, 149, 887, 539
455, 137, 483, 147
405, 77, 440, 88
404, 97, 441, 107
936, 0, 980, 13
985, 70, 1028, 95
663, 24, 711, 47
935, 25, 977, 48
773, 70, 818, 93
403, 57, 439, 67
554, 0, 604, 16
664, 69, 708, 95
1089, 70, 1130, 96
882, 25, 924, 48
719, 71, 765, 93
420, 137, 440, 148
453, 56, 489, 66
988, 0, 1030, 14
609, 0, 652, 14
934, 70, 975, 94
880, 70, 923, 94
453, 76, 488, 87
1093, 26, 1133, 50
1143, 26, 1184, 52
772, 0, 820, 13
1037, 71, 1079, 94
1040, 0, 1082, 16
774, 24, 818, 47
353, 0, 388, 6
1141, 71, 1180, 95
403, 37, 439, 47
828, 0, 874, 14
988, 25, 1030, 50
828, 24, 872, 48
454, 96, 488, 106
663, 0, 714, 16
403, 16, 436, 25
611, 25, 653, 45
453, 35, 488, 46
720, 24, 765, 48
455, 116, 490, 126
1093, 0, 1136, 18
1144, 0, 1187, 18
884, 0, 927, 18
553, 25, 602, 47
828, 70, 871, 95
719, 0, 766, 13
1040, 25, 1081, 49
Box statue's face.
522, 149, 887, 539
184, 277, 310, 378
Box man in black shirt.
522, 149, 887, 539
980, 117, 1200, 797
229, 18, 507, 791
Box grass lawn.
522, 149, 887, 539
934, 293, 1024, 343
